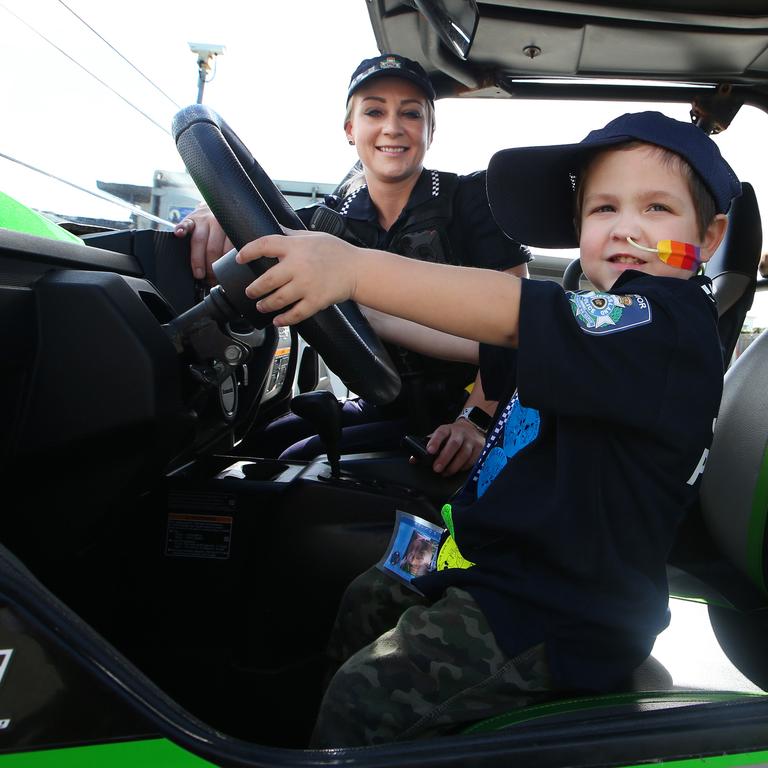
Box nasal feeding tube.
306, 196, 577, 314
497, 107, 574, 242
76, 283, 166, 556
626, 236, 701, 271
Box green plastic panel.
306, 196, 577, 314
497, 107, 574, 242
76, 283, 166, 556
0, 191, 83, 244
465, 691, 765, 733
0, 736, 766, 768
619, 750, 768, 768
0, 738, 216, 767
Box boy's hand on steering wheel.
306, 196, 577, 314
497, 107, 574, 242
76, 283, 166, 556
239, 231, 359, 326
415, 419, 485, 477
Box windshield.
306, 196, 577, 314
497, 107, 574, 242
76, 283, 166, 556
4, 3, 766, 287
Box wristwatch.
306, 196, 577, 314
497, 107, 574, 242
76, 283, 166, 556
457, 406, 492, 435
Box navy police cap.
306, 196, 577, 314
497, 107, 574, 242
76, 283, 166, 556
487, 111, 742, 249
347, 53, 435, 103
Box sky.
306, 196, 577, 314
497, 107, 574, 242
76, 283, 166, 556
3, 0, 768, 257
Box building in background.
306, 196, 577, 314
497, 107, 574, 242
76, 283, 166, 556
39, 172, 337, 233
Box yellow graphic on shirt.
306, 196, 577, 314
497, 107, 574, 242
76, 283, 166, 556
437, 503, 474, 571
437, 534, 475, 571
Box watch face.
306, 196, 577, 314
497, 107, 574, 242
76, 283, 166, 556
469, 407, 492, 430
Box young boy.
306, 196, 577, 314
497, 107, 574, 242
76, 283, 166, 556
238, 111, 740, 747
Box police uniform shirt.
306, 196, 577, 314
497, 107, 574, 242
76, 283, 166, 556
323, 168, 530, 270
415, 271, 723, 691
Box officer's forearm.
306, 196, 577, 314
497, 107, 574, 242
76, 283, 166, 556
360, 306, 479, 363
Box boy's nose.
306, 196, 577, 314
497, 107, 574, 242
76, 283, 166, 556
612, 228, 640, 242
611, 218, 641, 243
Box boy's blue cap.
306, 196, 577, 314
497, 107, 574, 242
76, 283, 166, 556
487, 111, 742, 249
347, 54, 435, 103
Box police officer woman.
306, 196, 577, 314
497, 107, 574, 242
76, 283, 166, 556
174, 54, 530, 476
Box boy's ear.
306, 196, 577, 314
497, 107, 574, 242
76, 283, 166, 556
698, 213, 728, 264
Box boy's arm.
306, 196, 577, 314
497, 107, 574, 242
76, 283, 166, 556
239, 231, 522, 348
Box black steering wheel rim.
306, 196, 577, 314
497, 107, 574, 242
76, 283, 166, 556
171, 104, 401, 405
562, 257, 584, 291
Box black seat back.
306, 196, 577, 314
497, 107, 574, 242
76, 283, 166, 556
703, 181, 762, 365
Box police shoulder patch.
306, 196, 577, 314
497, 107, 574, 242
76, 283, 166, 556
568, 291, 652, 335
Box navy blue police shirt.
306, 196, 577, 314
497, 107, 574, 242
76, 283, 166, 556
415, 270, 723, 691
299, 168, 530, 271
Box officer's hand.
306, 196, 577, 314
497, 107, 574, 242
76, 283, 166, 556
416, 419, 485, 477
174, 204, 233, 285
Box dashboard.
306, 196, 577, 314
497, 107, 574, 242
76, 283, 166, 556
0, 226, 293, 499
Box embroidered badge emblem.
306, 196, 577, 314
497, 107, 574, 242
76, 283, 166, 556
569, 291, 652, 335
380, 56, 403, 70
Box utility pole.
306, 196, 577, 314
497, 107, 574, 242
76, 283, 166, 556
188, 43, 226, 104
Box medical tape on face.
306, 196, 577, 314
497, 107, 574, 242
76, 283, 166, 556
626, 236, 701, 270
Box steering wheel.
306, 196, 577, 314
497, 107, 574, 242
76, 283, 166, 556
171, 104, 401, 406
562, 257, 584, 291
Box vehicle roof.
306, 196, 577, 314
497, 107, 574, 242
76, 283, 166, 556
366, 1, 768, 129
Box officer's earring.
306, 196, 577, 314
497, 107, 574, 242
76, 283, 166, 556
348, 139, 355, 145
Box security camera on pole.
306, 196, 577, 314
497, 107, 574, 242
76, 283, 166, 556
188, 42, 226, 104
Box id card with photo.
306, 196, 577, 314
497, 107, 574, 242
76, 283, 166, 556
377, 510, 445, 593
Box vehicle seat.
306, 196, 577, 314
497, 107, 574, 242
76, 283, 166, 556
469, 311, 768, 734
703, 181, 762, 365
561, 181, 762, 367
699, 326, 768, 599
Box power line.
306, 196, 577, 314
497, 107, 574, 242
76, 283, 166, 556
56, 0, 182, 111
0, 150, 175, 229
0, 1, 171, 137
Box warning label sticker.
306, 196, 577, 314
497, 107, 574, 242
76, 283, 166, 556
165, 513, 233, 559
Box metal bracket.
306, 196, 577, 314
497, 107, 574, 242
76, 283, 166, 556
690, 84, 744, 135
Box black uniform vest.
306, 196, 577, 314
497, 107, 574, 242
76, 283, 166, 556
304, 172, 475, 431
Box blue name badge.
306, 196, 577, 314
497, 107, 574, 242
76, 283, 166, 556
377, 510, 445, 594
569, 291, 652, 335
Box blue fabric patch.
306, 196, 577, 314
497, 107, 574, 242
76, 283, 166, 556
478, 447, 508, 498
477, 396, 540, 497
568, 291, 652, 335
503, 402, 541, 458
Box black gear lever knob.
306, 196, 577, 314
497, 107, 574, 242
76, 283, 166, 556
290, 390, 342, 478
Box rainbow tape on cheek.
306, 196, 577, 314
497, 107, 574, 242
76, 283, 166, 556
626, 236, 701, 270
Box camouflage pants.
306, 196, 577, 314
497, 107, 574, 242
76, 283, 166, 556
310, 566, 553, 748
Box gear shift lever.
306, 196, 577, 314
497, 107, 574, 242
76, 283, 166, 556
290, 391, 342, 479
